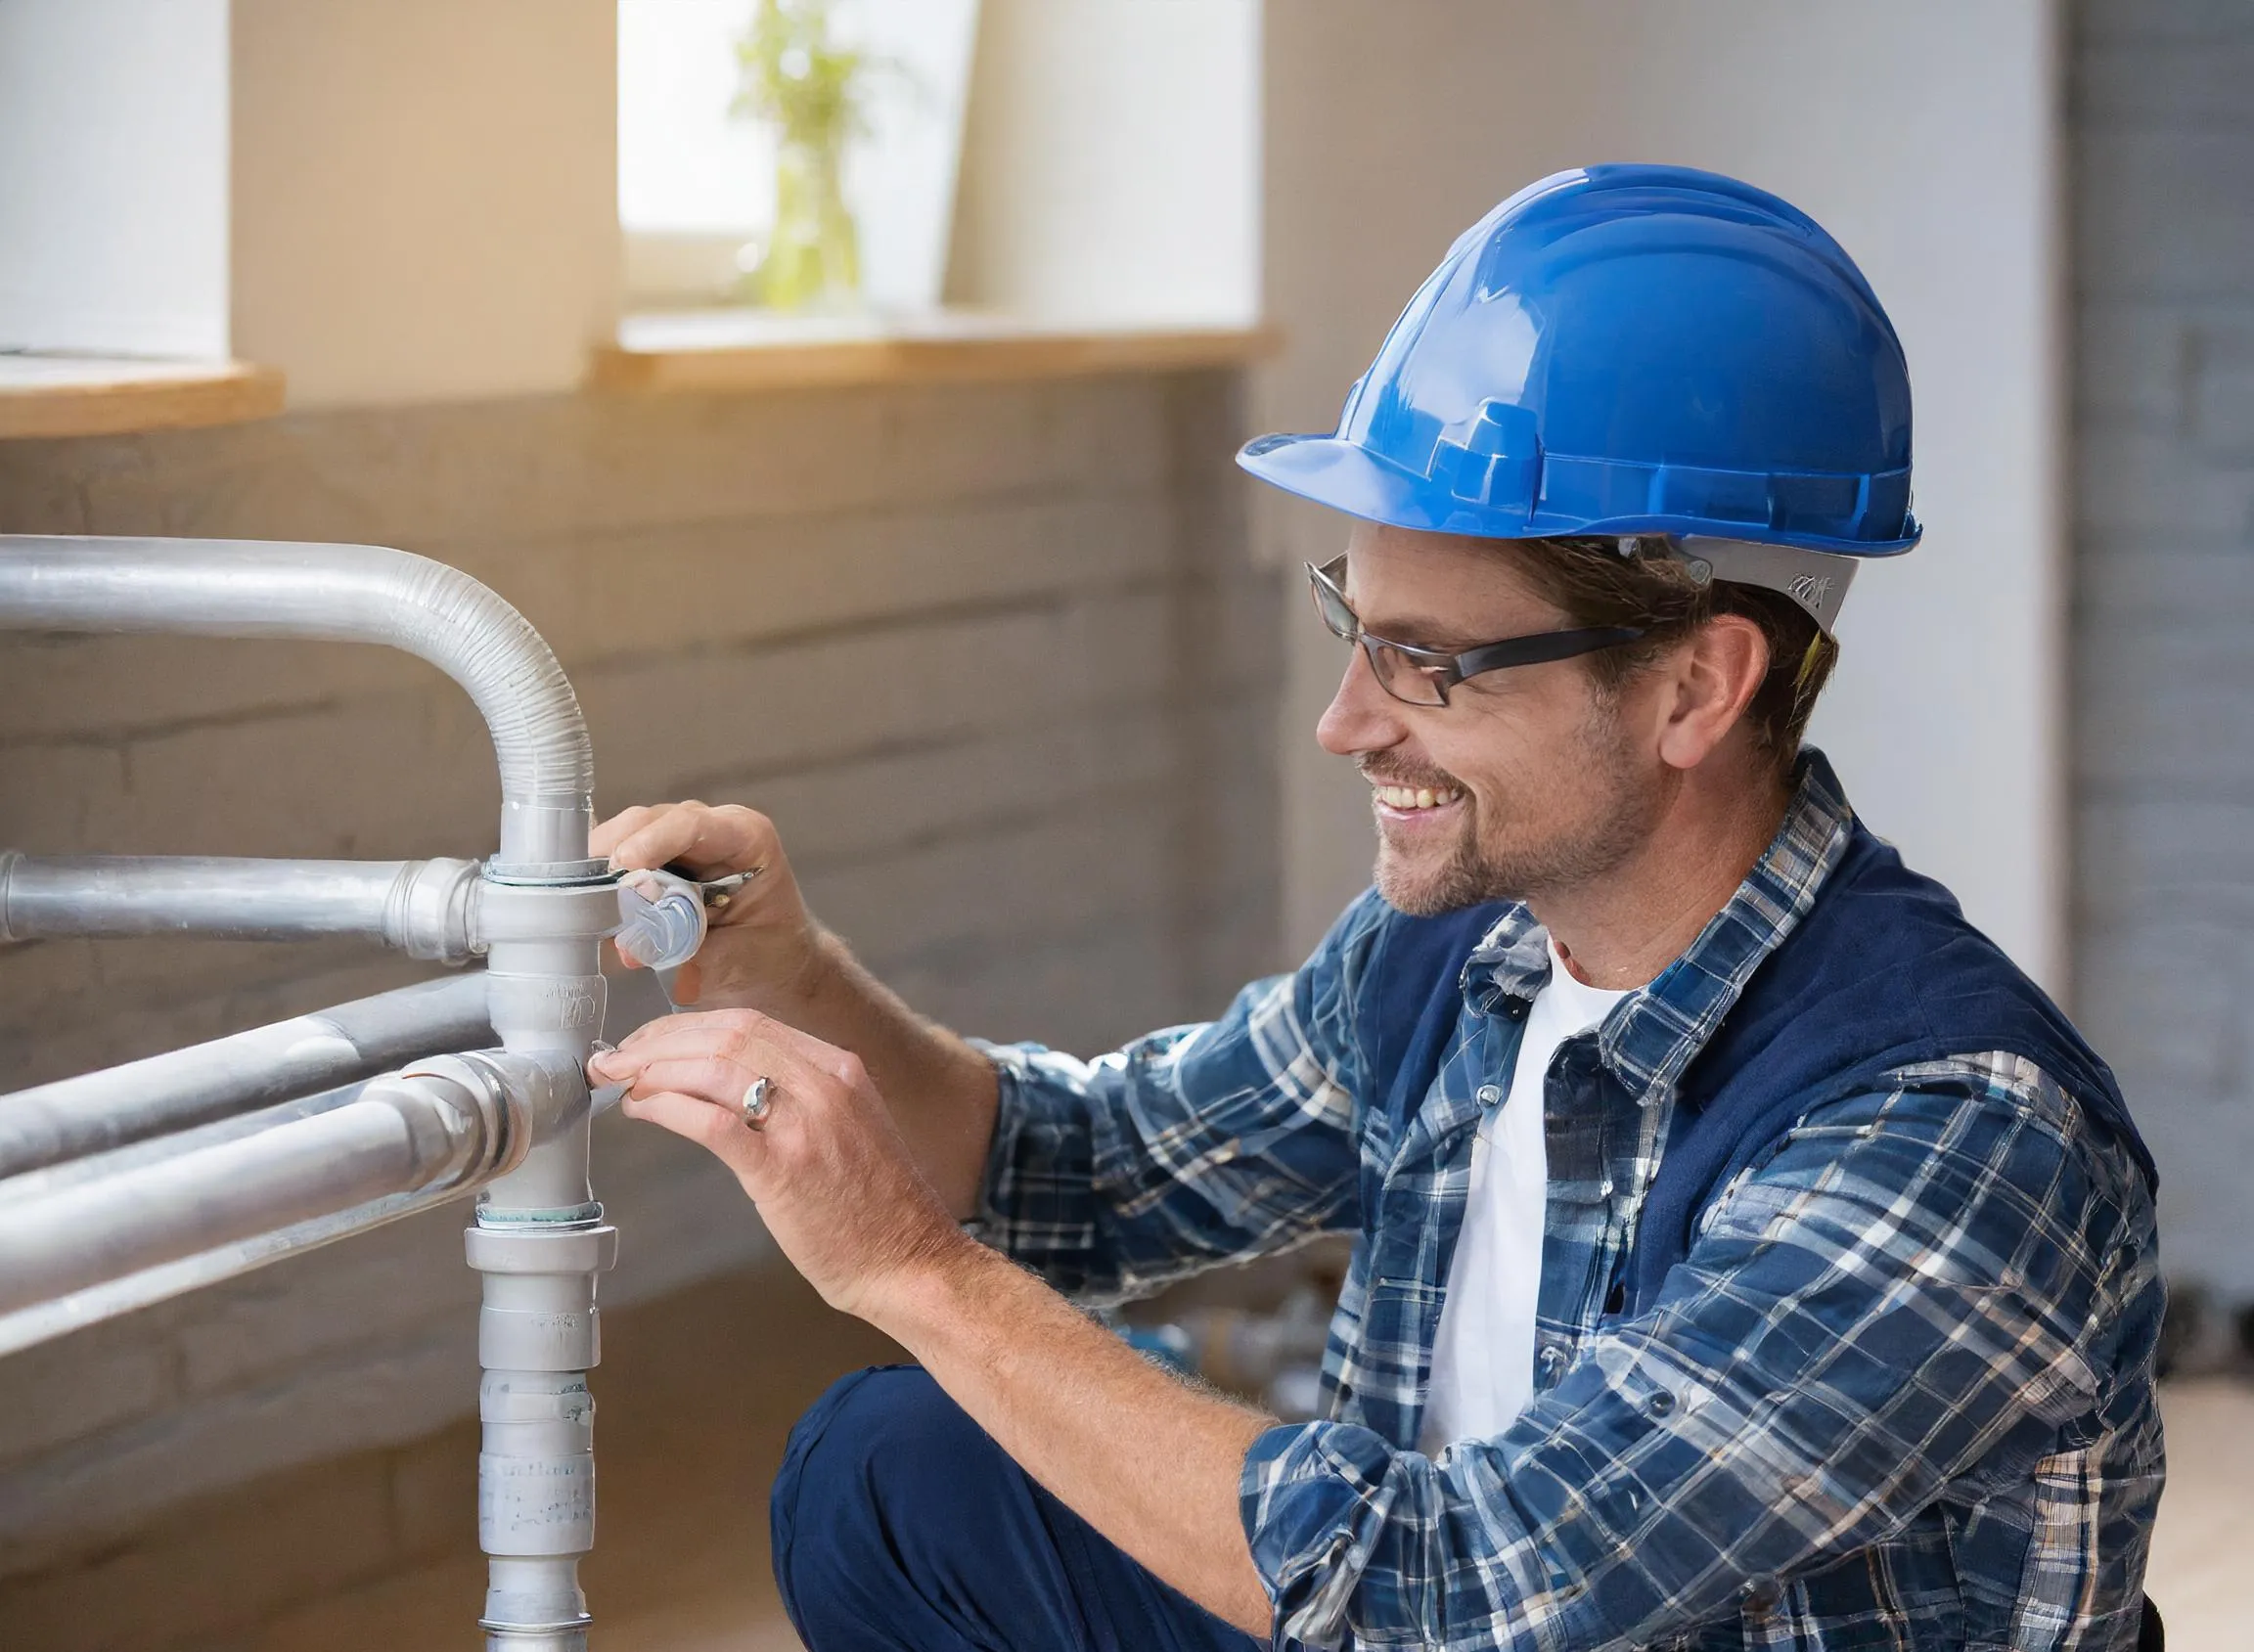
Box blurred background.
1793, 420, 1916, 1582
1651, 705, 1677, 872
0, 0, 2247, 1646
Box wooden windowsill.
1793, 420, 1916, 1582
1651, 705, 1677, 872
589, 310, 1281, 394
0, 356, 287, 440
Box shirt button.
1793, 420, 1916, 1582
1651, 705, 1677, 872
1476, 1085, 1502, 1106
1646, 1389, 1677, 1417
1741, 1578, 1781, 1616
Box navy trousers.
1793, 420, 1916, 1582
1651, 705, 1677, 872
771, 1364, 1268, 1652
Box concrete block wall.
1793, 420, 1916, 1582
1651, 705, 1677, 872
2071, 0, 2254, 1301
0, 368, 1281, 1642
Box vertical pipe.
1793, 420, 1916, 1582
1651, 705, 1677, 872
473, 916, 611, 1650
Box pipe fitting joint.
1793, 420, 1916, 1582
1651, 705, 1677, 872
386, 858, 484, 962
398, 1049, 590, 1187
474, 877, 620, 954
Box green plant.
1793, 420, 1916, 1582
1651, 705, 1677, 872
730, 0, 874, 309
732, 0, 872, 152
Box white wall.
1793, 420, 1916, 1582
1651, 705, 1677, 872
1261, 0, 2067, 989
0, 0, 230, 358
229, 0, 620, 408
947, 0, 1260, 326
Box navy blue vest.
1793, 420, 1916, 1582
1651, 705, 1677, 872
1360, 821, 2156, 1314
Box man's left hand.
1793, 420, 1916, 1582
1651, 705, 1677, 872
587, 1009, 972, 1320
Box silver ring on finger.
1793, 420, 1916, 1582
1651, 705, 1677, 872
740, 1074, 777, 1131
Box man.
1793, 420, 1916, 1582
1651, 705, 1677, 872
588, 166, 2164, 1650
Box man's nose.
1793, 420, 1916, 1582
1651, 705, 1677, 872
1316, 643, 1409, 758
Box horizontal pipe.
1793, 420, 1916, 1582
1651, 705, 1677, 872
0, 1079, 481, 1317
0, 853, 481, 960
0, 973, 493, 1181
0, 538, 594, 870
0, 1049, 585, 1357
0, 1176, 472, 1361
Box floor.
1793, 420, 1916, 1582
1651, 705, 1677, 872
2144, 1377, 2253, 1646
225, 1259, 2254, 1651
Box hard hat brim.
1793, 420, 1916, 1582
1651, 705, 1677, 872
1238, 430, 1921, 557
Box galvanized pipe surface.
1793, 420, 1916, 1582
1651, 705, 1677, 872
475, 915, 612, 1650
0, 1080, 478, 1318
0, 537, 594, 870
0, 973, 493, 1181
0, 853, 482, 960
0, 1049, 586, 1358
0, 1178, 467, 1359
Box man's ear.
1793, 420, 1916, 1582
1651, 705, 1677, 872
1654, 614, 1770, 772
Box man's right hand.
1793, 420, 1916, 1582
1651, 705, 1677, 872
591, 801, 822, 1011
590, 797, 1002, 1220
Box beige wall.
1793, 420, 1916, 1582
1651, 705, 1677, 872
1261, 0, 2068, 989
229, 0, 1265, 408
948, 0, 1261, 325
230, 0, 621, 408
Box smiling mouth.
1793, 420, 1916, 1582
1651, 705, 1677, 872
1371, 782, 1464, 812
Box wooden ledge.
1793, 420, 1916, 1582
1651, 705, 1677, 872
589, 311, 1281, 395
0, 356, 286, 440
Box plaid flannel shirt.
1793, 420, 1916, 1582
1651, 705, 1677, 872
977, 756, 2164, 1650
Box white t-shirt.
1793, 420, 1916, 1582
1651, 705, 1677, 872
1419, 939, 1630, 1454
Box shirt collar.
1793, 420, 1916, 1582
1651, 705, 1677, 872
1461, 749, 1857, 1109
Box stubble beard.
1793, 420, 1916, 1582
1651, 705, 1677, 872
1372, 709, 1653, 917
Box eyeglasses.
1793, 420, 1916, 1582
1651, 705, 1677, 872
1306, 556, 1645, 708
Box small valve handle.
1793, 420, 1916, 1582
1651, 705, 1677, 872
613, 868, 708, 972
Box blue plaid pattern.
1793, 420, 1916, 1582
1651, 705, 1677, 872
977, 756, 2164, 1650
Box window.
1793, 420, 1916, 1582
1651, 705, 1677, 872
0, 0, 229, 358
617, 0, 979, 314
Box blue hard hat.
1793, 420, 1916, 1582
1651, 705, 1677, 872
1240, 164, 1919, 555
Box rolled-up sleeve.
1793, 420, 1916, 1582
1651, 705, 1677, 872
973, 890, 1388, 1303
1238, 1074, 2154, 1650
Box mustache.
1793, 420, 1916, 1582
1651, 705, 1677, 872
1357, 757, 1465, 792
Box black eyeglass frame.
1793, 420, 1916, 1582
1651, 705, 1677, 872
1306, 556, 1646, 707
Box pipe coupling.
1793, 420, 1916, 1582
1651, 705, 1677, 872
385, 858, 484, 963
358, 1063, 506, 1191
397, 1049, 590, 1187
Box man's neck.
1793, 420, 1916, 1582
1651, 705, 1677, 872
1532, 767, 1793, 992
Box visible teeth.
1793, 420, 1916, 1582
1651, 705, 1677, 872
1374, 783, 1461, 810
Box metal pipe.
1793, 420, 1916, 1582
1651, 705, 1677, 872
0, 536, 613, 1644
5, 1076, 393, 1205
0, 1050, 594, 1358
0, 537, 593, 870
0, 853, 482, 959
0, 1175, 471, 1360
0, 973, 493, 1181
475, 921, 612, 1650
0, 1082, 474, 1317
0, 1048, 582, 1320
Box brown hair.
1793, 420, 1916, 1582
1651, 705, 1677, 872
1510, 535, 1837, 778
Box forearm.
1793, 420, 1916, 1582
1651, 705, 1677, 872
875, 1236, 1276, 1637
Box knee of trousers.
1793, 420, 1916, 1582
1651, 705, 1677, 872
771, 1364, 1005, 1591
